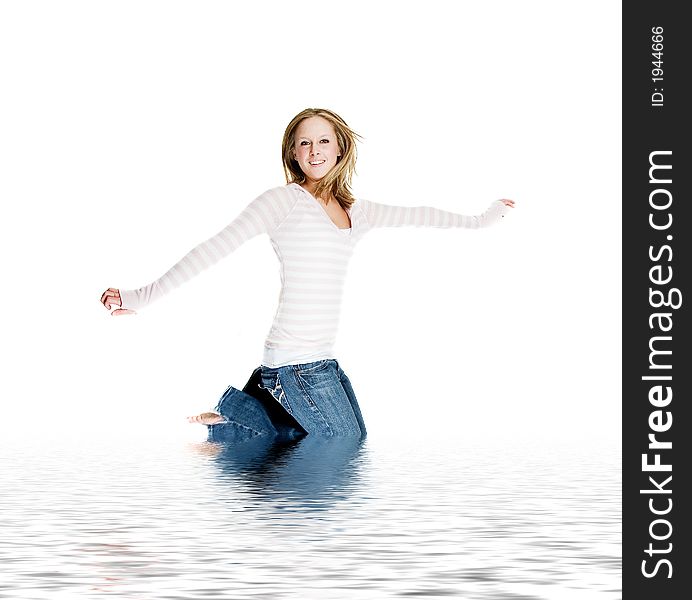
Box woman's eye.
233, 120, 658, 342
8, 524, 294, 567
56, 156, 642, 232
300, 141, 310, 145
320, 139, 329, 144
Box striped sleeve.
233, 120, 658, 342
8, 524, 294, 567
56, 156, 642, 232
119, 187, 295, 311
358, 198, 510, 229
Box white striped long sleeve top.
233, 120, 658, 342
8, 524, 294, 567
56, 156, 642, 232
119, 183, 510, 366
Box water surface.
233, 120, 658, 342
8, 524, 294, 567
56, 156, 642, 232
0, 433, 620, 599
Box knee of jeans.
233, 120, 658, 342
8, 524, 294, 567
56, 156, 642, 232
214, 384, 235, 413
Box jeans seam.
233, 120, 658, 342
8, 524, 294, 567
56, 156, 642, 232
225, 420, 263, 436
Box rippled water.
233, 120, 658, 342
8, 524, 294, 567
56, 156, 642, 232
0, 432, 620, 599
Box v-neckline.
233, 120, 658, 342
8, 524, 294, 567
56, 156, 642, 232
292, 183, 352, 231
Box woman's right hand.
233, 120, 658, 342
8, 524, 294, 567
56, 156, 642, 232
100, 288, 136, 316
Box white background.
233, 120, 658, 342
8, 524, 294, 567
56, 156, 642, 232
0, 1, 621, 444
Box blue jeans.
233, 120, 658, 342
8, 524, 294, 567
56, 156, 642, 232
208, 359, 366, 443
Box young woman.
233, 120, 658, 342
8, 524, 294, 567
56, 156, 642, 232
100, 108, 515, 441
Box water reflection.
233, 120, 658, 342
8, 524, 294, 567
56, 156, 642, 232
1, 436, 621, 599
196, 435, 369, 511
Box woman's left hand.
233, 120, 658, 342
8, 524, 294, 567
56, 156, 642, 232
500, 199, 515, 208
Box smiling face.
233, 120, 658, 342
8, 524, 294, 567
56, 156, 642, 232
292, 116, 341, 193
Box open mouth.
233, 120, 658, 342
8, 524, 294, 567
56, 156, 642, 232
309, 160, 326, 166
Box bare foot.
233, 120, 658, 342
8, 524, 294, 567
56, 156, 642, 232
187, 412, 226, 425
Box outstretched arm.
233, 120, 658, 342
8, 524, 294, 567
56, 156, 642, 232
100, 186, 295, 316
359, 198, 515, 229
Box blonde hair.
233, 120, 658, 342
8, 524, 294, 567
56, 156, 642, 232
282, 108, 361, 210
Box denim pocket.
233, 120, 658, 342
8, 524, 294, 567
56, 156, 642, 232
295, 359, 332, 375
295, 363, 337, 410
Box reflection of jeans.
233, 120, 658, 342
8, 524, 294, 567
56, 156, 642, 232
212, 436, 368, 511
208, 359, 366, 443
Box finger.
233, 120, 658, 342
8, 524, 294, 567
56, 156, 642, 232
100, 287, 119, 302
111, 308, 136, 316
102, 295, 121, 310
100, 288, 121, 307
